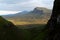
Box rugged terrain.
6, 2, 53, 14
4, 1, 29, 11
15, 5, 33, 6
2, 7, 52, 25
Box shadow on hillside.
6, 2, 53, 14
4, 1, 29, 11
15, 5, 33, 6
16, 24, 47, 40
16, 24, 46, 29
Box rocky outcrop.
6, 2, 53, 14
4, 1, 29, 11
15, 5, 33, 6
46, 0, 60, 40
32, 7, 43, 14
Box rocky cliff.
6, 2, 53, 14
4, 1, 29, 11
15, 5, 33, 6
46, 0, 60, 40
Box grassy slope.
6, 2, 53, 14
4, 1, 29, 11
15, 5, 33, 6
16, 24, 47, 40
0, 16, 47, 40
8, 19, 48, 25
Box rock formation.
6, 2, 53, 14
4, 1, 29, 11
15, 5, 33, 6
46, 0, 60, 40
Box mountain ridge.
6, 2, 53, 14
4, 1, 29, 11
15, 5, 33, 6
2, 7, 52, 25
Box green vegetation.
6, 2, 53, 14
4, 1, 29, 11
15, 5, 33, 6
16, 24, 47, 40
0, 16, 19, 40
0, 16, 47, 40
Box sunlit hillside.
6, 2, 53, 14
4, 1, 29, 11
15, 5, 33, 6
8, 19, 48, 25
2, 7, 51, 25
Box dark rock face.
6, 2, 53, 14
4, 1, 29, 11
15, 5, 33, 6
46, 0, 60, 40
32, 8, 43, 14
0, 16, 21, 40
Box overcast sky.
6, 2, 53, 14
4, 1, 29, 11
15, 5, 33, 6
0, 0, 54, 15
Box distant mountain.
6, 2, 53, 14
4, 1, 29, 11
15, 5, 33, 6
2, 7, 52, 25
2, 11, 28, 18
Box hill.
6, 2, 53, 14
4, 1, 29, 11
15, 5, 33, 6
0, 16, 22, 40
2, 7, 52, 25
0, 16, 47, 40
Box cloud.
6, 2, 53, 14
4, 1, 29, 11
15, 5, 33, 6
0, 0, 54, 15
0, 0, 54, 11
0, 11, 20, 15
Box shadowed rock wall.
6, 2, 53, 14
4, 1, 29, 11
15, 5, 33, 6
46, 0, 60, 40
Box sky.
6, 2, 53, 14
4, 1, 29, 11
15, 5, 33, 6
0, 0, 54, 15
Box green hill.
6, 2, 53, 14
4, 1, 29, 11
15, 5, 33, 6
0, 16, 20, 40
0, 16, 48, 40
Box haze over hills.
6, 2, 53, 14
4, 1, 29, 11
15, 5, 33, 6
2, 7, 52, 25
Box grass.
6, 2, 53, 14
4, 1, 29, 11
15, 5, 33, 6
8, 19, 48, 25
16, 24, 47, 40
0, 16, 48, 40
